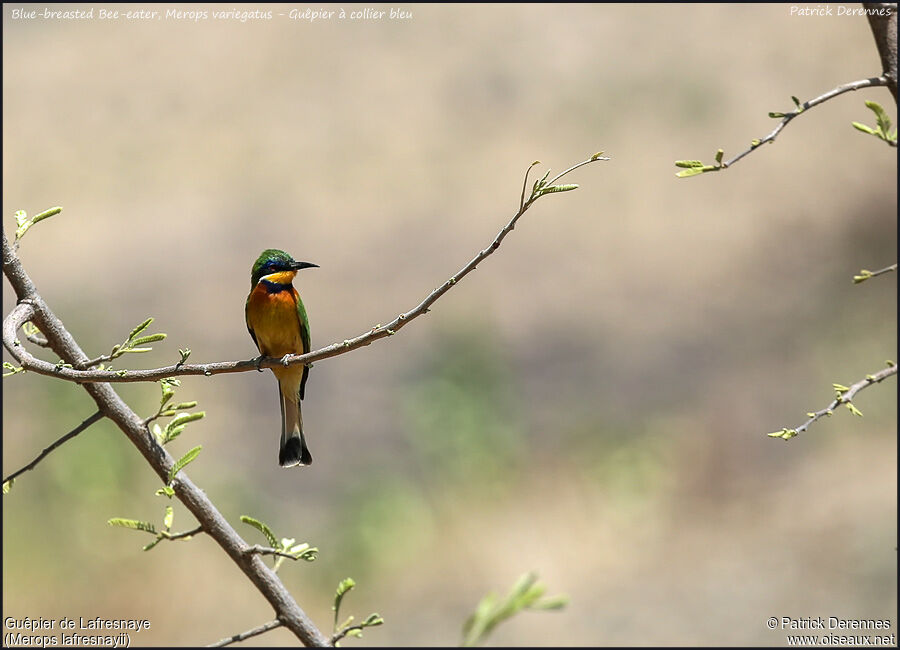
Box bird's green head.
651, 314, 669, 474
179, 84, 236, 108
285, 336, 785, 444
251, 249, 318, 287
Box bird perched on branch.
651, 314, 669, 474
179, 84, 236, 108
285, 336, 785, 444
245, 249, 318, 467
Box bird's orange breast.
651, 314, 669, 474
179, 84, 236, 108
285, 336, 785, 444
246, 284, 306, 359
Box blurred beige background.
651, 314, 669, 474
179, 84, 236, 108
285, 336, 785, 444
3, 3, 896, 646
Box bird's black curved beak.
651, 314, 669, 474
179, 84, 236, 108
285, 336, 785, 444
290, 261, 319, 271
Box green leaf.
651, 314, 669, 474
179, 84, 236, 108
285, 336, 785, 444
155, 485, 176, 498
287, 542, 319, 561
131, 333, 167, 346
128, 318, 154, 342
852, 122, 877, 135
334, 577, 356, 630
168, 445, 202, 482
538, 184, 579, 195
461, 573, 566, 646
531, 169, 552, 195
3, 479, 13, 494
846, 403, 863, 417
674, 160, 705, 168
108, 518, 157, 534
590, 151, 605, 160
768, 111, 785, 118
530, 594, 569, 610
14, 207, 63, 241
675, 167, 710, 178
163, 506, 174, 531
714, 149, 724, 164
31, 206, 63, 225
865, 100, 892, 132
162, 411, 205, 443
142, 537, 163, 552
240, 515, 279, 548
792, 95, 802, 109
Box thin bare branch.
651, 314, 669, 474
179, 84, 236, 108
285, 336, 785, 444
769, 364, 898, 440
2, 410, 104, 485
2, 155, 609, 386
208, 619, 283, 647
723, 77, 889, 169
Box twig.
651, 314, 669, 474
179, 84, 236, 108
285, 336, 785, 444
723, 77, 889, 169
165, 525, 205, 541
853, 263, 897, 283
208, 619, 283, 647
2, 155, 609, 385
2, 410, 104, 485
23, 329, 49, 347
243, 545, 307, 561
330, 623, 369, 646
2, 231, 330, 647
769, 364, 898, 439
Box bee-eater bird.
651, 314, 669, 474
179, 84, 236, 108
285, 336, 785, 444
245, 249, 318, 467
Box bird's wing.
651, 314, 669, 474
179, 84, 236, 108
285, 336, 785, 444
245, 295, 260, 350
296, 292, 311, 401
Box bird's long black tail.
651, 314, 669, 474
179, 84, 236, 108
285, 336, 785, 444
279, 389, 312, 467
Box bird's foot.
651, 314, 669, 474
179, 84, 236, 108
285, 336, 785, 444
280, 354, 293, 367
254, 356, 265, 372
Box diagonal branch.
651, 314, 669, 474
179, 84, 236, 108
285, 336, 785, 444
769, 364, 898, 439
2, 230, 330, 647
2, 409, 104, 486
2, 155, 609, 386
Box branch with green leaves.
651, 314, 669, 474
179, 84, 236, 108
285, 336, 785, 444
767, 362, 897, 440
330, 578, 384, 646
13, 206, 61, 247
852, 99, 899, 145
674, 77, 892, 177
2, 228, 330, 647
108, 509, 204, 552
461, 572, 568, 647
2, 153, 610, 387
76, 317, 167, 371
240, 515, 318, 573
